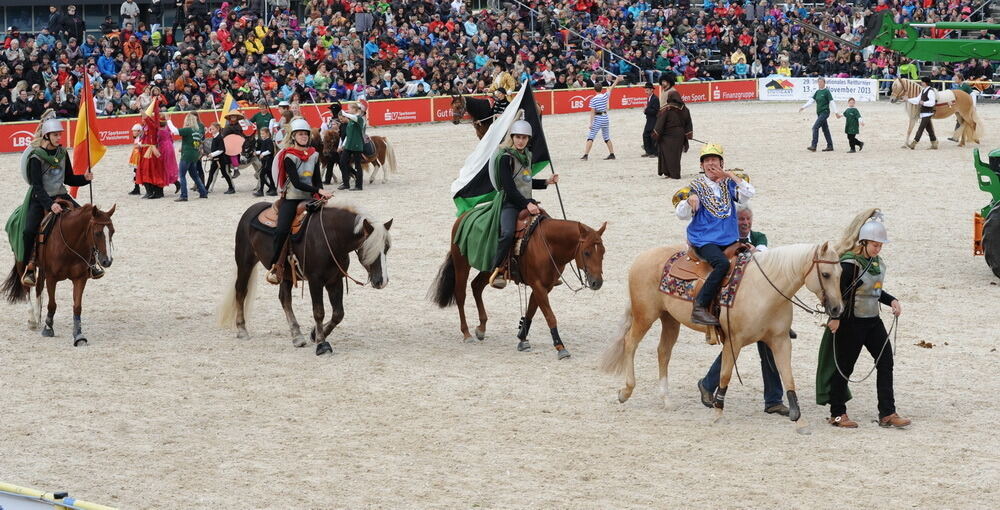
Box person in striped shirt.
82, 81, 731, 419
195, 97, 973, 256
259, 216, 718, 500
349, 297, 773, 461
581, 74, 623, 161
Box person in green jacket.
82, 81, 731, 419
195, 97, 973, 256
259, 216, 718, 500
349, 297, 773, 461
798, 77, 839, 152
249, 100, 274, 134
897, 58, 919, 81
843, 97, 864, 153
175, 113, 208, 201
338, 101, 367, 191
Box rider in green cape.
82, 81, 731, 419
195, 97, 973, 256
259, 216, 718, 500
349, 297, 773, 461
487, 119, 559, 289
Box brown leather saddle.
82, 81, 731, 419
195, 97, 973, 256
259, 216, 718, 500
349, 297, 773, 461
38, 198, 78, 244
257, 199, 309, 236
667, 243, 748, 285
513, 208, 547, 257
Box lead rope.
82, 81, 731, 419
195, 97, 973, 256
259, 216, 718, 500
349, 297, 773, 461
831, 314, 899, 384
536, 220, 587, 293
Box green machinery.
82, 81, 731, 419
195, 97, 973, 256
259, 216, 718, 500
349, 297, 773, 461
796, 12, 1000, 276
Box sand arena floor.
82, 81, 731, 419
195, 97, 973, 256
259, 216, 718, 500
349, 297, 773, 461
1, 101, 999, 508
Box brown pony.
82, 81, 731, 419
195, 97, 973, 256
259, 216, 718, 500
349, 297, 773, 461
429, 215, 607, 359
451, 95, 495, 139
2, 202, 116, 346
318, 129, 340, 185
318, 124, 399, 184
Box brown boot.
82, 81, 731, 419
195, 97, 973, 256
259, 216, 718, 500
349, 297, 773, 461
691, 305, 720, 326
879, 413, 911, 428
828, 414, 858, 428
265, 264, 282, 285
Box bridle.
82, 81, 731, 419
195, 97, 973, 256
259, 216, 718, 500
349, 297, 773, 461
451, 95, 495, 126
750, 246, 840, 316
535, 219, 593, 293
314, 202, 373, 287
57, 212, 113, 272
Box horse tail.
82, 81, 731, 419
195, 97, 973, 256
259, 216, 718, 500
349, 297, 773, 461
971, 105, 984, 142
384, 138, 398, 174
1, 263, 28, 303
599, 302, 633, 376
427, 253, 456, 308
217, 263, 258, 328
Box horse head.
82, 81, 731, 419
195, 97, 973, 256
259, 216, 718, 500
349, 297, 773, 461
576, 221, 607, 290
92, 204, 117, 269
357, 217, 393, 289
450, 95, 466, 125
804, 241, 843, 319
889, 78, 905, 103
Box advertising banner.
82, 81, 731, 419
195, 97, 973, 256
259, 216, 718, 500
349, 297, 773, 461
711, 79, 758, 102
551, 89, 595, 114
757, 77, 878, 102
611, 86, 649, 110
675, 82, 711, 103
368, 97, 432, 126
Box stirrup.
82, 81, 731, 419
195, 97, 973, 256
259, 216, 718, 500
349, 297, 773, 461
21, 268, 37, 287
90, 264, 106, 280
265, 265, 282, 285
489, 267, 507, 289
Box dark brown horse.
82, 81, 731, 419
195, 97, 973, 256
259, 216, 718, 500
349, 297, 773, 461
450, 95, 495, 139
318, 125, 399, 184
218, 202, 393, 356
429, 215, 607, 359
2, 202, 116, 346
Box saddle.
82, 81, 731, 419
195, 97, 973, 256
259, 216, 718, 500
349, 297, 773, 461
256, 199, 309, 236
363, 136, 376, 156
37, 198, 78, 245
667, 243, 748, 282
513, 208, 547, 257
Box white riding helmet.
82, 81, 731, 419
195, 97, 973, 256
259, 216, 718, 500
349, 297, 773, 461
289, 118, 311, 134
510, 120, 532, 137
40, 119, 64, 137
859, 220, 889, 243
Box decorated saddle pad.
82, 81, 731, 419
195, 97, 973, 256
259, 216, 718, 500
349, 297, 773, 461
659, 250, 753, 308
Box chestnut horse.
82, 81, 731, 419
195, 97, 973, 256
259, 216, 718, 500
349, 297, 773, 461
429, 214, 607, 359
450, 95, 495, 139
2, 202, 116, 346
317, 126, 398, 185
890, 77, 983, 146
599, 241, 845, 430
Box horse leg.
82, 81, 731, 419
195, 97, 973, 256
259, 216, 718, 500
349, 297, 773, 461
470, 271, 489, 341
41, 276, 57, 337
616, 306, 657, 403
308, 279, 332, 356
233, 247, 256, 340
529, 285, 570, 359
765, 335, 808, 434
452, 252, 474, 342
71, 278, 88, 346
516, 293, 540, 352
27, 277, 43, 330
656, 312, 681, 409
713, 339, 743, 424
903, 115, 916, 147
320, 277, 345, 338
279, 280, 307, 347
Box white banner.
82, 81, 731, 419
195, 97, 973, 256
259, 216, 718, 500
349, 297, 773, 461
757, 77, 878, 102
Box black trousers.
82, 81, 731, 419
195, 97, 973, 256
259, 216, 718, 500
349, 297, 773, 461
257, 156, 275, 193
340, 150, 363, 188
269, 198, 305, 267
491, 205, 520, 270
914, 116, 936, 142
642, 116, 657, 155
23, 194, 79, 262
828, 317, 895, 418
208, 157, 234, 191
847, 133, 862, 150
693, 243, 731, 308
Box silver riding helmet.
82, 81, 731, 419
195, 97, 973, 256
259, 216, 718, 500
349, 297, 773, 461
859, 219, 889, 243
510, 120, 532, 137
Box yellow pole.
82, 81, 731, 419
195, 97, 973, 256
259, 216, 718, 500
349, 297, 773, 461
0, 481, 117, 510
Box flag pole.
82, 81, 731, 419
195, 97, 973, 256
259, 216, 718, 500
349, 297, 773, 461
86, 77, 93, 204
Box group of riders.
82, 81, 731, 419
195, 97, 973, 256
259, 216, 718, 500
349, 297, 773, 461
8, 88, 910, 429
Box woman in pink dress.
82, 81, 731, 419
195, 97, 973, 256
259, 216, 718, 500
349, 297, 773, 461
158, 115, 180, 193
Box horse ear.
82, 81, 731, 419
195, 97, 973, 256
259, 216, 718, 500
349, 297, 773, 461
597, 221, 607, 236
362, 218, 374, 235
383, 218, 393, 231
107, 204, 117, 217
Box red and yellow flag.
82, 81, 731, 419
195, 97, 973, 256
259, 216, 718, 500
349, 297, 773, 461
70, 73, 106, 198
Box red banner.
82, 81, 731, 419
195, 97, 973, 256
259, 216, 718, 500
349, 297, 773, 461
711, 80, 758, 102
368, 97, 432, 126
432, 96, 456, 123
551, 89, 595, 114
675, 82, 711, 104
610, 87, 650, 110
534, 90, 552, 115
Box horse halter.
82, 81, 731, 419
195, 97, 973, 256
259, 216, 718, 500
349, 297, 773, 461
808, 248, 842, 315
315, 204, 373, 287
58, 213, 113, 272
750, 246, 839, 316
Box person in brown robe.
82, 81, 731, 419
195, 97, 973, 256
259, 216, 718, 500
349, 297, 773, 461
652, 89, 693, 179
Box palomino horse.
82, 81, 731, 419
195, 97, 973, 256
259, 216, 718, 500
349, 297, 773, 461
218, 201, 392, 356
429, 215, 607, 359
450, 95, 495, 139
2, 202, 116, 346
890, 77, 983, 146
600, 241, 844, 428
317, 127, 399, 185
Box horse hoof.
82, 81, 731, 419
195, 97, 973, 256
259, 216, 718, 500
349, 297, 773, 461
517, 341, 531, 352
557, 348, 571, 360
617, 389, 630, 404
315, 341, 332, 356
73, 337, 88, 347
292, 335, 307, 348
474, 328, 485, 341
28, 322, 39, 331
463, 335, 477, 343
41, 327, 55, 338
236, 330, 250, 340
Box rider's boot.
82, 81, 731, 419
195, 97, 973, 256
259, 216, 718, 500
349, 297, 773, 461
691, 305, 720, 326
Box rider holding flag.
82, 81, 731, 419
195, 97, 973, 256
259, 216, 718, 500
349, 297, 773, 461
674, 143, 754, 325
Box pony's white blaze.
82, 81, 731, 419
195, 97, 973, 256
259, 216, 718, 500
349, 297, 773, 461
380, 252, 388, 283
103, 226, 114, 261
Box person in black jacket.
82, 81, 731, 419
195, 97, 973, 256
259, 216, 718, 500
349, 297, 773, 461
641, 82, 660, 157
253, 128, 277, 197
61, 5, 86, 43
47, 6, 63, 34
206, 122, 236, 194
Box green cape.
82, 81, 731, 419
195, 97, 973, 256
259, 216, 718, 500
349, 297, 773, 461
5, 189, 33, 262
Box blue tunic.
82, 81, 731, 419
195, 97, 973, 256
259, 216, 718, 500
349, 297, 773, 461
687, 178, 739, 247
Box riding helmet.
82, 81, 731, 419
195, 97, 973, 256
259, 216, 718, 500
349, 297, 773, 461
40, 119, 64, 137
510, 120, 532, 137
700, 143, 724, 161
859, 219, 890, 244
289, 118, 311, 134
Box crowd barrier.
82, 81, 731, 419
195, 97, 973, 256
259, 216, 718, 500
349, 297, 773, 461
0, 79, 758, 154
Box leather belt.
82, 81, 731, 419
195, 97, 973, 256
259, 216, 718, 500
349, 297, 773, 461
594, 111, 607, 115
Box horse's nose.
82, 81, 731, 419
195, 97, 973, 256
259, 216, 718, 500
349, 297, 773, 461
102, 257, 113, 268
590, 279, 603, 291
828, 304, 842, 319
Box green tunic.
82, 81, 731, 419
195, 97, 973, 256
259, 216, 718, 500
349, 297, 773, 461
178, 125, 204, 162
958, 82, 974, 94
812, 88, 833, 115
843, 107, 861, 135
343, 115, 367, 152
250, 111, 273, 133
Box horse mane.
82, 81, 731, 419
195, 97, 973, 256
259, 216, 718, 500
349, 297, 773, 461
465, 96, 493, 121
752, 243, 816, 277
833, 208, 880, 254
322, 200, 390, 265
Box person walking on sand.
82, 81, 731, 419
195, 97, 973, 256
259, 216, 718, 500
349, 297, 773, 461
799, 77, 838, 152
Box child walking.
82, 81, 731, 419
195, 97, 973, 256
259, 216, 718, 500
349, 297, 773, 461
844, 97, 864, 153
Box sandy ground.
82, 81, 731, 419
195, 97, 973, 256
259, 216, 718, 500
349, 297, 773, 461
1, 100, 999, 509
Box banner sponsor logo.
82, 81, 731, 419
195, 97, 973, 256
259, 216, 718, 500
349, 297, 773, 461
98, 129, 133, 144
384, 110, 420, 121
9, 130, 34, 149
569, 94, 592, 109
676, 82, 710, 103
757, 77, 878, 102
712, 80, 759, 101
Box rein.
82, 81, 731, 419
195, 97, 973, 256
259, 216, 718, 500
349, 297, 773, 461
56, 211, 109, 272
749, 247, 840, 316
535, 219, 588, 292
315, 203, 368, 286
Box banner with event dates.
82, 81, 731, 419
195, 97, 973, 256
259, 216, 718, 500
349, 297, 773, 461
757, 77, 878, 102
0, 80, 761, 153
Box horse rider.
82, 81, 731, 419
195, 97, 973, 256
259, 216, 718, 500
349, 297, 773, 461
674, 143, 754, 325
20, 119, 93, 286
907, 76, 938, 150
491, 87, 510, 119
488, 120, 560, 289
266, 118, 333, 285
819, 215, 911, 429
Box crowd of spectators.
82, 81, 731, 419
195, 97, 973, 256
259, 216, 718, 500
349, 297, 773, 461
0, 0, 997, 122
